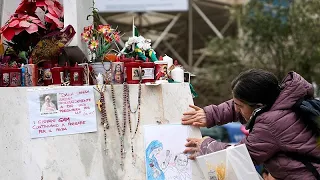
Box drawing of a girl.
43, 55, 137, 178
146, 140, 171, 180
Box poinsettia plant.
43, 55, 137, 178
0, 0, 64, 65
81, 24, 121, 62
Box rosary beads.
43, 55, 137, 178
124, 82, 142, 165
94, 84, 109, 154
111, 83, 127, 169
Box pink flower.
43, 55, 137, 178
89, 40, 99, 50
45, 13, 63, 30
0, 14, 46, 41
36, 0, 63, 17
14, 0, 63, 31
36, 0, 63, 30
81, 31, 91, 42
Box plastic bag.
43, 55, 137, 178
196, 144, 263, 180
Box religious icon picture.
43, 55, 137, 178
155, 64, 168, 80
10, 72, 21, 86
25, 67, 32, 86
2, 73, 9, 86
132, 68, 140, 81
39, 93, 58, 115
111, 62, 124, 84
43, 68, 52, 80
73, 72, 79, 81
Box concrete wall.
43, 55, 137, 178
0, 83, 204, 180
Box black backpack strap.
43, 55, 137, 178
285, 152, 320, 180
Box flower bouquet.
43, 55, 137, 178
0, 0, 70, 66
119, 26, 158, 62
81, 24, 121, 63
81, 1, 121, 63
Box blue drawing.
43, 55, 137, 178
146, 140, 171, 180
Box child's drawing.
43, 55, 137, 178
145, 140, 171, 179
165, 153, 192, 180
144, 125, 192, 180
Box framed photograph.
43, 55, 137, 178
184, 72, 191, 83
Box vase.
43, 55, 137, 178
91, 62, 111, 83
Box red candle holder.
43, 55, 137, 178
125, 61, 142, 84
0, 65, 10, 87
63, 62, 70, 84
89, 65, 93, 85
120, 55, 135, 82
141, 59, 155, 83
69, 63, 84, 86
43, 61, 53, 86
51, 64, 64, 85
0, 64, 21, 87
9, 66, 22, 87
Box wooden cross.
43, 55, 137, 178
96, 100, 102, 112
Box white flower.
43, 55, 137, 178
125, 41, 130, 48
125, 35, 152, 50
137, 36, 145, 43
137, 42, 144, 49
142, 42, 151, 50
136, 41, 151, 51
145, 38, 151, 43
126, 37, 137, 47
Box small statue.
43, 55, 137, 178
96, 73, 104, 85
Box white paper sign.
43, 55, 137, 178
27, 86, 97, 138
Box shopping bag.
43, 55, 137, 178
196, 144, 262, 180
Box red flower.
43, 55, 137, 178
15, 0, 37, 14
84, 25, 93, 33
0, 14, 46, 41
104, 35, 112, 43
112, 31, 121, 42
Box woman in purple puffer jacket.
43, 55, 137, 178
182, 69, 320, 180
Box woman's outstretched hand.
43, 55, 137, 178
183, 138, 205, 160
182, 105, 207, 127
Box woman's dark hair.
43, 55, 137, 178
231, 69, 281, 107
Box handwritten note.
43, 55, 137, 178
27, 86, 97, 138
